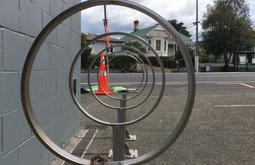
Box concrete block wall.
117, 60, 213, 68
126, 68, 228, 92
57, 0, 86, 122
0, 0, 81, 164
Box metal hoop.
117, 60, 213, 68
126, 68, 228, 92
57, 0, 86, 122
71, 32, 161, 124
88, 44, 152, 102
97, 51, 148, 97
21, 0, 196, 164
91, 48, 148, 97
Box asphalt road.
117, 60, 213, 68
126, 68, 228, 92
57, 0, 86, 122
81, 72, 255, 84
78, 72, 255, 164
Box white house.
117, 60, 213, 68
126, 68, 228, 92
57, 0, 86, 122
123, 21, 194, 57
83, 21, 194, 58
84, 33, 125, 54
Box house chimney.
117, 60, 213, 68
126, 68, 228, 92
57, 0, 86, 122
134, 20, 139, 32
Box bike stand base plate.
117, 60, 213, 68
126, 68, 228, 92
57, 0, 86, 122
126, 135, 137, 141
108, 149, 139, 158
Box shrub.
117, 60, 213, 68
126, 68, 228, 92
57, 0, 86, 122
81, 48, 93, 69
175, 48, 194, 67
148, 56, 177, 69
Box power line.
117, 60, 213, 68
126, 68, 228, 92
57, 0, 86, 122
185, 23, 195, 27
186, 24, 195, 29
187, 26, 196, 30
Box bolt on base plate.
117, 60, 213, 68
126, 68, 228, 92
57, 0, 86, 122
108, 149, 138, 159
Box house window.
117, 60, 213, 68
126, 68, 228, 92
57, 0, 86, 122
148, 39, 152, 45
156, 40, 161, 51
89, 43, 94, 53
164, 40, 167, 52
147, 39, 152, 51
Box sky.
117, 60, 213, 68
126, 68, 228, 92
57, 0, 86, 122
81, 0, 255, 41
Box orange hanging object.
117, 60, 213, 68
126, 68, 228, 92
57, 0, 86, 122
95, 51, 112, 95
96, 5, 112, 95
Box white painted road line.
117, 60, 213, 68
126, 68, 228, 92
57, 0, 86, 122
59, 130, 89, 165
240, 83, 255, 89
81, 129, 99, 158
215, 105, 255, 108
81, 81, 255, 86
214, 81, 252, 84
80, 82, 186, 85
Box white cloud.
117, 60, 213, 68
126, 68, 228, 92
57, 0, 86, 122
248, 0, 255, 26
81, 0, 255, 40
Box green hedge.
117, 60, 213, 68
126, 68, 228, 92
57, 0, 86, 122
82, 53, 179, 70
81, 48, 93, 69
81, 49, 196, 70
175, 48, 195, 67
148, 56, 177, 68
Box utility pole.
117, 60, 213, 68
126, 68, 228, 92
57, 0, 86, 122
95, 5, 112, 95
195, 0, 199, 72
103, 5, 110, 80
103, 5, 108, 29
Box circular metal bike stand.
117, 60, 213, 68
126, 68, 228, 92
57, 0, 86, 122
82, 34, 158, 113
94, 50, 149, 99
21, 0, 196, 164
88, 45, 151, 100
71, 32, 160, 126
95, 46, 151, 96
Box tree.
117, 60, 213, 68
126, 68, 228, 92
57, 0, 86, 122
168, 19, 192, 37
125, 41, 147, 53
81, 33, 87, 46
175, 48, 195, 67
81, 33, 94, 69
202, 0, 255, 71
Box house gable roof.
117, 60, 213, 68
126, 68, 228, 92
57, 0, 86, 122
131, 25, 158, 37
84, 33, 124, 43
122, 25, 157, 41
122, 24, 194, 45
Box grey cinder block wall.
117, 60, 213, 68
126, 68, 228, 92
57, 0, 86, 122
0, 0, 81, 164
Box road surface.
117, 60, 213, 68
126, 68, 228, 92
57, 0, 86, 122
75, 72, 255, 164
81, 72, 255, 84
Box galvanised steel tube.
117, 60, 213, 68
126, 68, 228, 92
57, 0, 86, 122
21, 0, 195, 164
95, 51, 148, 99
71, 32, 161, 126
88, 46, 150, 101
86, 42, 155, 103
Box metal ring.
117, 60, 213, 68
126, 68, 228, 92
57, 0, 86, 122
97, 51, 148, 97
102, 50, 148, 96
72, 32, 161, 123
87, 39, 155, 108
107, 51, 149, 95
88, 45, 151, 102
21, 0, 195, 164
108, 51, 147, 95
91, 48, 148, 97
